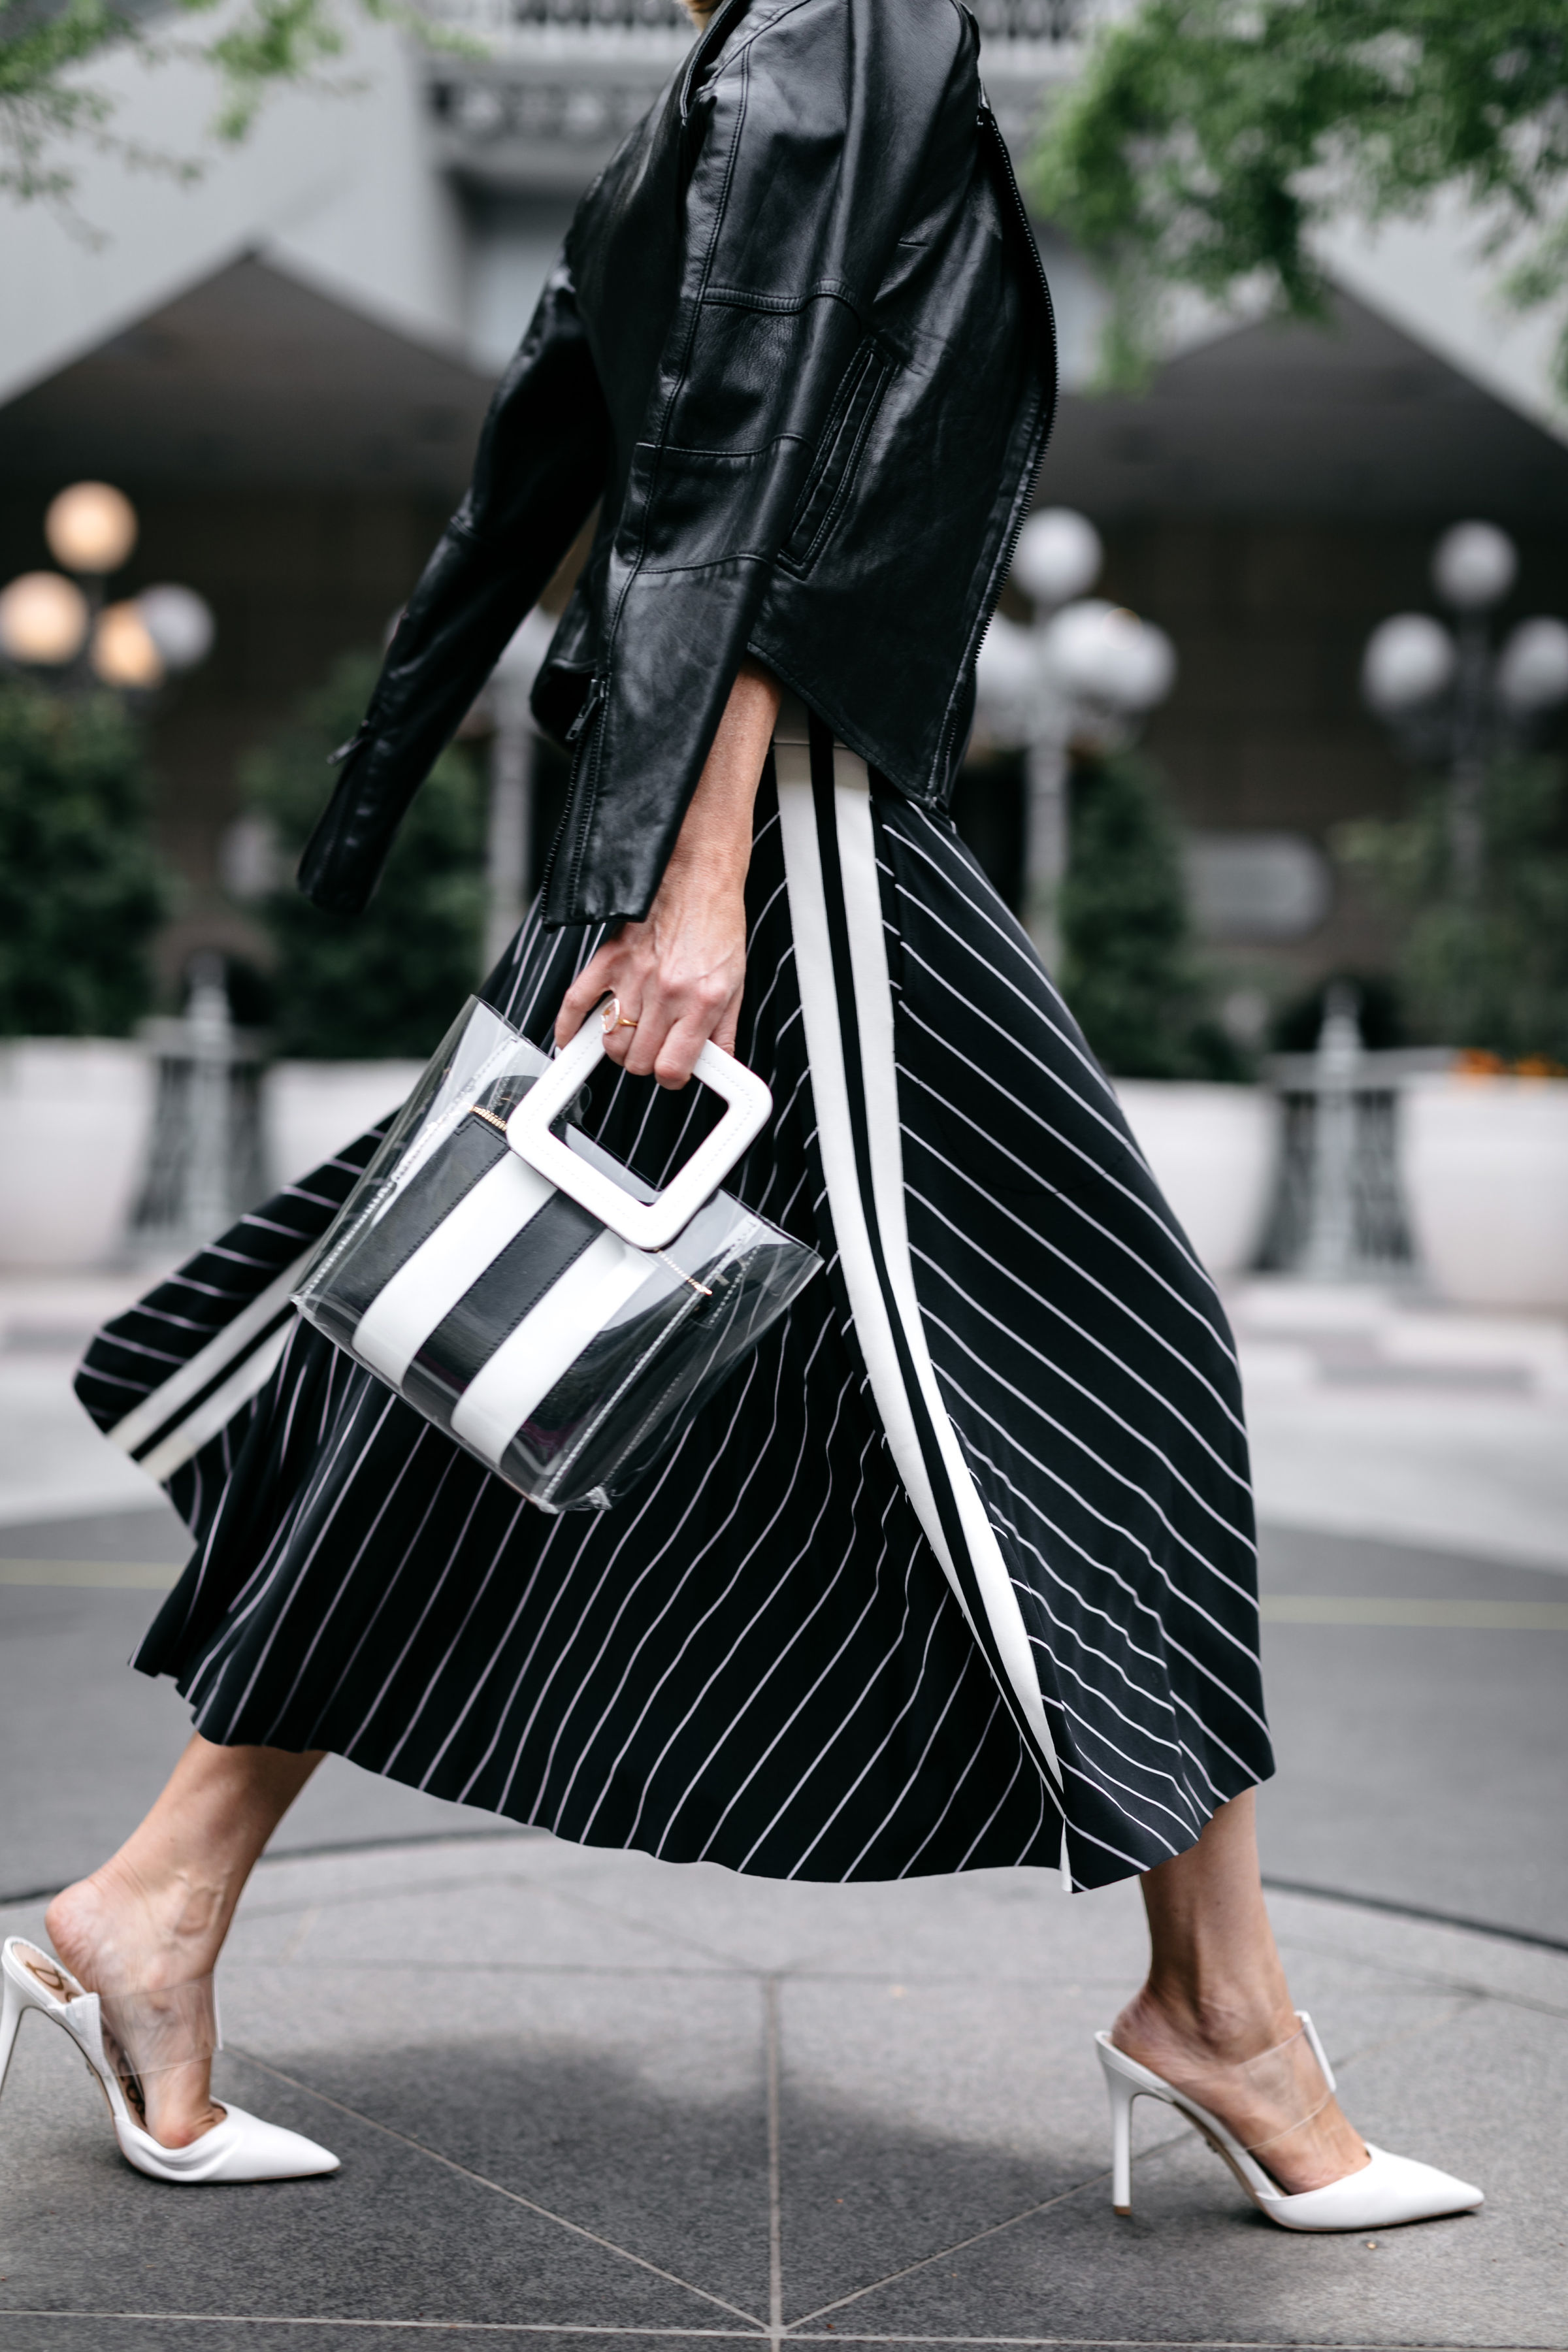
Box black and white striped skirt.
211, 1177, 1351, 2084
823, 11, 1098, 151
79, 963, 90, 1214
80, 711, 1272, 1892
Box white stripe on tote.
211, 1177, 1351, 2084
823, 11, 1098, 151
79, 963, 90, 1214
449, 1229, 655, 1469
352, 1154, 554, 1387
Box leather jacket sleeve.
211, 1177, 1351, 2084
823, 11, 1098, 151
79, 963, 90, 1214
297, 253, 611, 915
541, 0, 962, 928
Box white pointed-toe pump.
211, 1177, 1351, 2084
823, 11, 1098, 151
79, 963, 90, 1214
1096, 2013, 1482, 2231
1, 1936, 338, 2184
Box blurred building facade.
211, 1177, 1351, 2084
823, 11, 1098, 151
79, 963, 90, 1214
3, 0, 1567, 1005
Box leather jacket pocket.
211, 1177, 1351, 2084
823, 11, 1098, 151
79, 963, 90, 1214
779, 337, 892, 576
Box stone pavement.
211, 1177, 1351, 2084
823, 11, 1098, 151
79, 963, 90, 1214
1, 1833, 1563, 2351
1231, 1281, 1568, 1576
0, 1275, 1565, 2349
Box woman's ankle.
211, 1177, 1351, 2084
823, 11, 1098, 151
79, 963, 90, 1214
45, 1854, 228, 1997
1113, 1981, 1368, 2193
1114, 1978, 1298, 2069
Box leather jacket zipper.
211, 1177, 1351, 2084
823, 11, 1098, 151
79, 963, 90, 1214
564, 672, 606, 745
540, 672, 608, 913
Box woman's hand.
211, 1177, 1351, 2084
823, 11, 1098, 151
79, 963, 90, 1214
555, 661, 781, 1086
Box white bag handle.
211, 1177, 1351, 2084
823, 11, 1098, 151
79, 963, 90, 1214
506, 1018, 773, 1252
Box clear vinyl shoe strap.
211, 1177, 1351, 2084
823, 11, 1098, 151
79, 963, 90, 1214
1228, 2022, 1333, 2157
98, 1976, 221, 2126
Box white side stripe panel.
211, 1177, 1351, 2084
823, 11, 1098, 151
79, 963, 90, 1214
450, 1230, 652, 1467
776, 748, 953, 1576
777, 747, 1062, 1802
138, 1322, 293, 1483
108, 1252, 312, 1458
353, 1154, 553, 1388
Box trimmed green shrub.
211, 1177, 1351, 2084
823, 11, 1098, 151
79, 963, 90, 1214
1059, 748, 1243, 1080
0, 681, 169, 1037
1337, 757, 1568, 1064
243, 653, 486, 1060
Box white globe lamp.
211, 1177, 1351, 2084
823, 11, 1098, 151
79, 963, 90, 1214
91, 601, 165, 690
45, 481, 138, 576
1045, 600, 1177, 712
1497, 616, 1568, 714
1012, 508, 1102, 610
1107, 615, 1176, 711
0, 571, 90, 666
1432, 521, 1516, 613
973, 612, 1041, 740
1362, 613, 1457, 716
137, 584, 215, 674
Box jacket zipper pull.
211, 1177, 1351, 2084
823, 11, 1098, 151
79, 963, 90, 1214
565, 674, 606, 744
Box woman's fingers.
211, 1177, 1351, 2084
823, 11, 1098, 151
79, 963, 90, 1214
553, 904, 747, 1088
555, 926, 652, 1049
640, 978, 745, 1088
636, 965, 742, 1086
555, 953, 617, 1047
711, 988, 742, 1060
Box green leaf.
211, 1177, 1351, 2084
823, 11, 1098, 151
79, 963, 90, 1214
1029, 0, 1568, 402
1333, 757, 1568, 1058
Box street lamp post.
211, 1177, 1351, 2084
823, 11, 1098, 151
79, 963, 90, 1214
1010, 510, 1103, 966
973, 508, 1176, 968
0, 483, 237, 1254
1362, 519, 1568, 900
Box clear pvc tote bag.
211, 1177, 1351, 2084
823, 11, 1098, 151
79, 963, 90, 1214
292, 996, 821, 1512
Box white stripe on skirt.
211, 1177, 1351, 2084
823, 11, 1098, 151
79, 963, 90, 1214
775, 723, 1066, 1866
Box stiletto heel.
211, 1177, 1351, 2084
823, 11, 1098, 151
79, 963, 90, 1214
1, 1937, 338, 2183
0, 1968, 22, 2099
1105, 2057, 1134, 2215
1094, 2012, 1482, 2231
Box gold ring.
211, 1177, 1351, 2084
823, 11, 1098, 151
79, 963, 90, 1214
615, 1015, 639, 1030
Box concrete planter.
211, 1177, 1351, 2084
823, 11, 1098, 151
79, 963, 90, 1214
1114, 1081, 1281, 1279
0, 1037, 156, 1267
1401, 1074, 1568, 1308
265, 1059, 425, 1188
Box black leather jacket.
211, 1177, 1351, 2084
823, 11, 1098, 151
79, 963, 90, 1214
300, 0, 1056, 932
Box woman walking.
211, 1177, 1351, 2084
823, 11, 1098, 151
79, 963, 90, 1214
8, 0, 1478, 2229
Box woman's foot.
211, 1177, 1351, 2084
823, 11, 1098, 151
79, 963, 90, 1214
1110, 1982, 1369, 2195
45, 1857, 227, 2149
41, 1735, 324, 2152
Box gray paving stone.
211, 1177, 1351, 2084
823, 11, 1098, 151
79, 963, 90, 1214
218, 1961, 776, 2319
1267, 1891, 1568, 2017
0, 2006, 736, 2335
785, 2163, 1520, 2348
1255, 1526, 1568, 1947
785, 1987, 1557, 2349
225, 1856, 718, 1977
774, 1967, 1484, 2328
0, 2331, 762, 2351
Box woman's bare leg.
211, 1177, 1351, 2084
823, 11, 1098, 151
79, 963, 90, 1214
44, 1735, 323, 2147
1111, 1790, 1368, 2193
